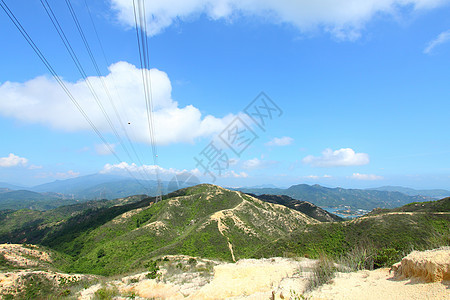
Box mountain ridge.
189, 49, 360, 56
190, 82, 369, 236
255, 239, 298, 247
237, 184, 434, 210
368, 186, 450, 198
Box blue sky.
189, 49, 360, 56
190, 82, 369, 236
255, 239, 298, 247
0, 0, 449, 189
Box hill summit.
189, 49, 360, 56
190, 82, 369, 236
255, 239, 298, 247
1, 184, 318, 275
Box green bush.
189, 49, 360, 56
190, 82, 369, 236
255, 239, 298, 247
96, 248, 106, 259
145, 260, 160, 279
59, 289, 71, 296
373, 248, 401, 268
94, 286, 118, 300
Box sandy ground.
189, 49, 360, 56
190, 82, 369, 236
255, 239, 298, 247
108, 257, 315, 300
307, 268, 450, 300
112, 255, 450, 300
2, 243, 448, 300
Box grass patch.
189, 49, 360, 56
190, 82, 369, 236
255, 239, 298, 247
306, 254, 336, 291
94, 285, 119, 300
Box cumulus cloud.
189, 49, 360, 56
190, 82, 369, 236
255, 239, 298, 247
100, 162, 181, 176
424, 29, 450, 54
110, 0, 448, 39
265, 136, 293, 146
0, 61, 235, 145
350, 173, 384, 180
0, 153, 28, 167
302, 148, 369, 167
100, 161, 247, 180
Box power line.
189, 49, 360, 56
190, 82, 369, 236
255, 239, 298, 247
39, 0, 130, 159
38, 0, 155, 191
0, 0, 150, 194
64, 0, 152, 183
132, 0, 162, 201
82, 0, 154, 184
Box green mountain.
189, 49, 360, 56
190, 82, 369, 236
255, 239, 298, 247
368, 197, 450, 215
0, 185, 317, 275
255, 197, 450, 264
238, 184, 433, 210
1, 184, 448, 279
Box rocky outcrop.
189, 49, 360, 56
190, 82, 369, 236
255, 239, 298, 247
391, 247, 450, 282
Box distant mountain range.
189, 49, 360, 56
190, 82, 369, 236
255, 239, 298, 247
0, 182, 25, 190
237, 184, 435, 210
368, 186, 450, 198
0, 190, 73, 211
0, 185, 322, 274
0, 175, 447, 211
0, 174, 198, 210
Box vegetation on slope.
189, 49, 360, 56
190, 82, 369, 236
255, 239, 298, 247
368, 197, 450, 215
0, 185, 448, 279
0, 185, 317, 276
254, 205, 449, 267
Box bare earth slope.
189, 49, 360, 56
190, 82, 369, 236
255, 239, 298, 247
74, 248, 450, 299
307, 247, 450, 300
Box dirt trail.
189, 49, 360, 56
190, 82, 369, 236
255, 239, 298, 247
209, 194, 247, 262
352, 211, 450, 222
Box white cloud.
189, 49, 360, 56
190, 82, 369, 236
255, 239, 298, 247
350, 173, 384, 180
100, 161, 247, 180
100, 162, 180, 176
302, 148, 369, 167
95, 143, 117, 156
0, 153, 28, 167
0, 61, 235, 145
265, 136, 293, 146
242, 157, 277, 170
424, 29, 450, 54
110, 0, 449, 39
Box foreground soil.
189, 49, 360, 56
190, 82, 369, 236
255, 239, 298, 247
306, 268, 449, 300
1, 244, 449, 299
